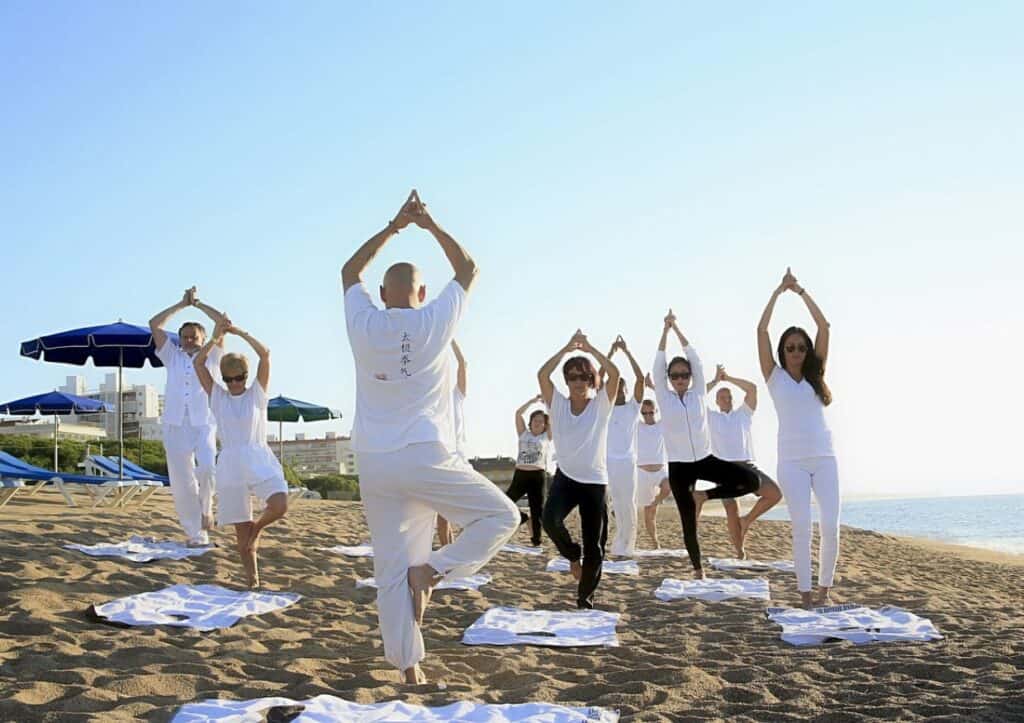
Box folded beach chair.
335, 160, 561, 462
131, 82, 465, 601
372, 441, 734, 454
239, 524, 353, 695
0, 478, 25, 508
0, 451, 145, 509
84, 455, 165, 507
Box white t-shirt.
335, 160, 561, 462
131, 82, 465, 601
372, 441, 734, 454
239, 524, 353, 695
766, 366, 835, 461
636, 421, 667, 467
651, 348, 711, 463
156, 338, 222, 427
708, 404, 755, 462
210, 381, 282, 483
516, 431, 551, 469
344, 280, 467, 454
606, 399, 641, 461
548, 389, 613, 485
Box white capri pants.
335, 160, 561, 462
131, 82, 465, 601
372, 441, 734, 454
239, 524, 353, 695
606, 457, 638, 557
777, 455, 840, 592
357, 442, 519, 671
162, 423, 217, 541
636, 467, 667, 507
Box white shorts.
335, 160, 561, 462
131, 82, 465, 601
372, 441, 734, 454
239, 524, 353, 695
636, 467, 667, 506
217, 475, 288, 526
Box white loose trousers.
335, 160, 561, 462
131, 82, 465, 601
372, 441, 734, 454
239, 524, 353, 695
777, 455, 840, 592
162, 423, 217, 542
357, 442, 519, 671
606, 457, 638, 557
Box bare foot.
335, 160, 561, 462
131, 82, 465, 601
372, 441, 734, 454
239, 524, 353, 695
693, 568, 706, 580
800, 591, 815, 610
815, 587, 833, 607
241, 546, 258, 589
408, 564, 439, 626
402, 664, 427, 684
737, 516, 751, 559
692, 490, 708, 520
569, 559, 583, 582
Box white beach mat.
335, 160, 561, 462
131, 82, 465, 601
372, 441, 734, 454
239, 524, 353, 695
356, 573, 492, 591
501, 543, 545, 556
320, 543, 374, 558
91, 584, 300, 631
655, 577, 771, 602
709, 557, 795, 573
766, 603, 944, 646
632, 548, 689, 558
463, 606, 620, 647
65, 536, 212, 563
547, 558, 639, 575
171, 694, 620, 722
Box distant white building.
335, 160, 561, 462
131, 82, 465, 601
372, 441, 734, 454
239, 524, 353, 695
59, 374, 163, 440
0, 418, 107, 441
268, 432, 359, 476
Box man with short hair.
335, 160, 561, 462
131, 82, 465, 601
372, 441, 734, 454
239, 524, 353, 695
342, 190, 519, 684
149, 287, 228, 546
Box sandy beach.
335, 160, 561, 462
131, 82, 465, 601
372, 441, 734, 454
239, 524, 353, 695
0, 493, 1022, 722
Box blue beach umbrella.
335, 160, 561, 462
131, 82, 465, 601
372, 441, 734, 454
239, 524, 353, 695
0, 391, 114, 471
20, 321, 166, 478
266, 395, 342, 464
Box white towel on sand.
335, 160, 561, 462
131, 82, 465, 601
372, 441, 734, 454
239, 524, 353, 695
546, 558, 640, 575
171, 695, 620, 722
766, 603, 944, 646
356, 573, 492, 591
91, 584, 300, 631
655, 577, 771, 602
463, 606, 620, 647
708, 557, 795, 572
501, 543, 545, 556
65, 536, 211, 563
632, 548, 689, 558
320, 543, 374, 558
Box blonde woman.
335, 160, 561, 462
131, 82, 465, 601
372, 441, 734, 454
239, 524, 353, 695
195, 317, 288, 589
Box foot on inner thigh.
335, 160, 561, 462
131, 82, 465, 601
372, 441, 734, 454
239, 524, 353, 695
408, 564, 440, 626
569, 559, 583, 582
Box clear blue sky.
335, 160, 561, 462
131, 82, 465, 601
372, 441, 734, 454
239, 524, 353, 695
2, 2, 1022, 496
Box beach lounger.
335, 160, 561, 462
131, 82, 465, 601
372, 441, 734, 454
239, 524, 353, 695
84, 455, 166, 507
0, 479, 25, 508
0, 451, 147, 509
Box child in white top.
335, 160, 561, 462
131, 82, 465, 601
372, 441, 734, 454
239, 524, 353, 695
506, 394, 552, 546
195, 318, 288, 590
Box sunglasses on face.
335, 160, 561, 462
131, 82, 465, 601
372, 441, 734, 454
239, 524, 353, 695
785, 344, 808, 353
565, 373, 593, 383
641, 411, 655, 416
223, 374, 247, 384
669, 372, 691, 380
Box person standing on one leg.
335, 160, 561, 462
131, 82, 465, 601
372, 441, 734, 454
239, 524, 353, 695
506, 394, 551, 546
601, 335, 644, 558
149, 287, 228, 546
652, 309, 760, 578
539, 330, 619, 609
194, 319, 288, 589
436, 339, 468, 547
706, 364, 783, 558
342, 190, 519, 684
636, 391, 671, 549
758, 267, 839, 609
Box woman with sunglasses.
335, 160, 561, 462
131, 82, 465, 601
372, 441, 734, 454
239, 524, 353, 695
539, 329, 619, 609
652, 309, 759, 578
195, 317, 288, 589
505, 393, 552, 546
758, 268, 838, 608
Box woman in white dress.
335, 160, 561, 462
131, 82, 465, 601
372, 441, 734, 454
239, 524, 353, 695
195, 317, 289, 589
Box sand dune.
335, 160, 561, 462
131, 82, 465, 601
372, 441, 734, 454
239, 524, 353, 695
0, 493, 1022, 721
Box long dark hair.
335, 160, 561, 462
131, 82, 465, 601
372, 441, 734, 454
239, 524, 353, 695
777, 326, 832, 406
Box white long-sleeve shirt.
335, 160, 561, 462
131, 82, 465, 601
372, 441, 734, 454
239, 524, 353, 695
652, 347, 711, 463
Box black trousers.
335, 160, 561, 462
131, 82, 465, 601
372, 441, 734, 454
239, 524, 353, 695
668, 455, 760, 571
542, 469, 608, 609
505, 468, 546, 545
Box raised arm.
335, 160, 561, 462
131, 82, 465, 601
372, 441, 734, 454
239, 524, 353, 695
515, 394, 542, 436
675, 324, 705, 394
580, 335, 620, 404
412, 191, 478, 293
341, 192, 420, 292
191, 291, 228, 348
757, 272, 790, 381
230, 326, 271, 391
451, 339, 467, 396
653, 310, 675, 390
722, 369, 758, 411
149, 288, 194, 349
706, 364, 726, 393
192, 316, 228, 397
538, 332, 581, 406
790, 273, 830, 366
618, 338, 645, 403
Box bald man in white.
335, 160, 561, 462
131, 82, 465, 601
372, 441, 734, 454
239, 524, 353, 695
342, 190, 518, 685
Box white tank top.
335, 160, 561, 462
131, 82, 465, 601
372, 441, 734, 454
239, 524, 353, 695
636, 422, 667, 466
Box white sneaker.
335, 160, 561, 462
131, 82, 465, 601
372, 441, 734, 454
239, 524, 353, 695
187, 533, 210, 547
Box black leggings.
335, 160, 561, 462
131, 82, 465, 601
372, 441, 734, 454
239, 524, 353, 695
668, 455, 760, 570
505, 468, 546, 545
542, 469, 608, 609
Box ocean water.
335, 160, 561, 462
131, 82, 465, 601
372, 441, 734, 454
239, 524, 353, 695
760, 493, 1024, 555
